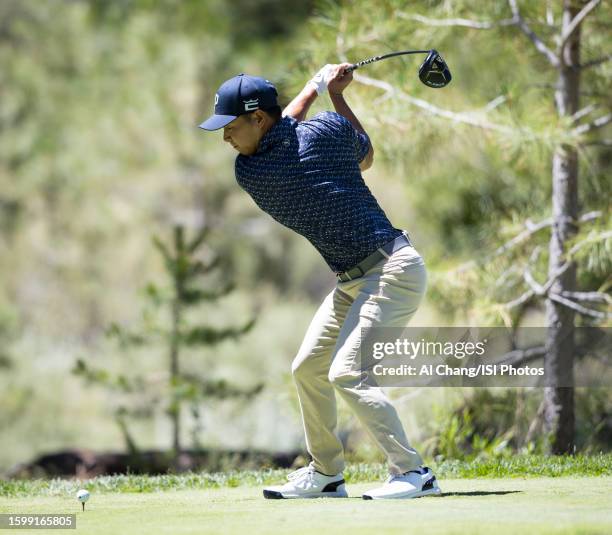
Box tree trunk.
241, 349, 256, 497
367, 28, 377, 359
170, 297, 181, 454
543, 0, 583, 454
170, 225, 184, 454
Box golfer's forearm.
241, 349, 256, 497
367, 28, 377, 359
282, 84, 318, 122
329, 93, 368, 136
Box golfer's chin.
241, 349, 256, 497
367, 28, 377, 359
235, 146, 256, 156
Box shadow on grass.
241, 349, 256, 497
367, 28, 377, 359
344, 490, 522, 499
438, 490, 522, 497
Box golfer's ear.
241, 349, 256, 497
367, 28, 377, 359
252, 110, 267, 127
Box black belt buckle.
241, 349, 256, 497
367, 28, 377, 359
336, 264, 364, 281
337, 231, 411, 282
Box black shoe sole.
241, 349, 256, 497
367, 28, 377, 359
362, 476, 439, 500
263, 478, 346, 500
263, 490, 284, 499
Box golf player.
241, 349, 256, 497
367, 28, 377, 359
199, 64, 441, 500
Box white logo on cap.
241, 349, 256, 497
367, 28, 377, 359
214, 94, 219, 108
244, 98, 259, 111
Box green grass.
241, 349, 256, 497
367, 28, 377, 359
1, 477, 610, 535
1, 453, 610, 498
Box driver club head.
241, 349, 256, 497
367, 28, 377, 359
418, 50, 451, 88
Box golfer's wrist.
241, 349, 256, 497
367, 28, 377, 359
304, 82, 319, 98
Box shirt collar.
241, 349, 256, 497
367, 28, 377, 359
255, 116, 294, 154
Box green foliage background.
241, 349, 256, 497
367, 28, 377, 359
0, 0, 609, 471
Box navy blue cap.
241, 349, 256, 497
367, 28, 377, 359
199, 73, 279, 131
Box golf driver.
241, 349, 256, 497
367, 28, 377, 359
345, 49, 451, 88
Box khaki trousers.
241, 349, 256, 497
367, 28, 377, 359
291, 242, 427, 476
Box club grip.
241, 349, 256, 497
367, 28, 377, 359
345, 64, 358, 73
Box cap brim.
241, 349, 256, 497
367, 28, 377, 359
198, 114, 237, 131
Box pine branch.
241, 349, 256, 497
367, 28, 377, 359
502, 288, 535, 309
523, 246, 548, 295
502, 229, 610, 312
568, 230, 612, 256
546, 2, 555, 26
454, 211, 602, 274
181, 282, 235, 305
508, 0, 559, 67
578, 54, 612, 70
481, 95, 508, 112
560, 291, 612, 305
190, 254, 221, 276
114, 408, 140, 455
548, 292, 612, 319
105, 322, 149, 348
491, 335, 605, 367
495, 218, 553, 256
152, 235, 173, 270
395, 12, 517, 29
200, 378, 263, 399
491, 345, 546, 366
559, 0, 602, 53
187, 226, 210, 254
180, 373, 263, 399
72, 359, 143, 392
520, 230, 612, 298
571, 104, 598, 124
582, 139, 612, 147
525, 398, 546, 444
517, 242, 612, 319
353, 72, 519, 135
522, 245, 573, 297
181, 318, 256, 346
572, 113, 612, 136
494, 264, 522, 287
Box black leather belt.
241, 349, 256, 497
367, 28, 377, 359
336, 231, 413, 282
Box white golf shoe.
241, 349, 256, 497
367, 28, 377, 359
362, 466, 441, 500
263, 466, 348, 499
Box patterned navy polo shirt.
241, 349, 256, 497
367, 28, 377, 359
234, 110, 403, 273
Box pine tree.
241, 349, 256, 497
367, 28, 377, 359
73, 224, 260, 456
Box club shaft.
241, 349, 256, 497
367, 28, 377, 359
346, 50, 431, 72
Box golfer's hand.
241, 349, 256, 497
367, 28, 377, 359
327, 63, 353, 95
